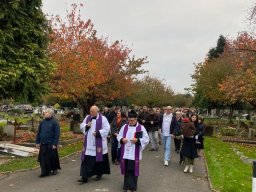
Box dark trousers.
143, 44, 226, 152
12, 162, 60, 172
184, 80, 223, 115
111, 137, 120, 162
123, 160, 138, 191
174, 138, 181, 151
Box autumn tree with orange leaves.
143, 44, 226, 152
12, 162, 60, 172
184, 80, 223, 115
48, 4, 147, 114
192, 32, 256, 111
219, 32, 256, 108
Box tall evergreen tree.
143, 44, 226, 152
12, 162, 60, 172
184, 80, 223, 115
0, 0, 53, 102
207, 35, 226, 60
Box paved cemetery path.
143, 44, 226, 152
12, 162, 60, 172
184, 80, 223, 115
0, 143, 210, 192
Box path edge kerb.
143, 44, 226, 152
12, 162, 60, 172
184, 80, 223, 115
203, 151, 220, 192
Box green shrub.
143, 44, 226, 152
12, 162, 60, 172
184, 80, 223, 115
7, 109, 23, 114
204, 118, 229, 127
220, 127, 236, 136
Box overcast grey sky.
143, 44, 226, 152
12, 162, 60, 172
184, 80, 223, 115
42, 0, 255, 93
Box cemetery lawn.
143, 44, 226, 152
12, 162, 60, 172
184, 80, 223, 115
0, 141, 83, 173
205, 137, 252, 192
229, 142, 256, 159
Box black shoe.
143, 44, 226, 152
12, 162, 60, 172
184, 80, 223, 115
77, 177, 88, 183
94, 175, 102, 181
52, 170, 58, 175
39, 173, 49, 177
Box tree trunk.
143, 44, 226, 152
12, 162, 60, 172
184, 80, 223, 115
229, 105, 234, 122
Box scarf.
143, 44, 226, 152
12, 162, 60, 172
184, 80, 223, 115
81, 114, 103, 162
120, 123, 141, 176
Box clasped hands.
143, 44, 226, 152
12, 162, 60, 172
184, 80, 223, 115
122, 137, 138, 144
87, 121, 92, 127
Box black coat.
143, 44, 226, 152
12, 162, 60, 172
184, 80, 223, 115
137, 112, 149, 128
110, 117, 127, 136
170, 116, 182, 136
146, 113, 160, 132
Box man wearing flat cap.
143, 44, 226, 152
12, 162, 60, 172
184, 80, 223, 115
117, 110, 149, 192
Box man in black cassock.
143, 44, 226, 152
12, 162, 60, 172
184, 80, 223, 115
78, 105, 111, 184
117, 110, 149, 192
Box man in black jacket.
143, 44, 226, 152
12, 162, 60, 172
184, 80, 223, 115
137, 106, 149, 131
146, 108, 160, 151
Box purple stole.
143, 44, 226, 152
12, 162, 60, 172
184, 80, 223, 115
120, 123, 141, 176
81, 114, 103, 162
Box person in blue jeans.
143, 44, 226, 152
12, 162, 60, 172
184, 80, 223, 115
159, 106, 173, 166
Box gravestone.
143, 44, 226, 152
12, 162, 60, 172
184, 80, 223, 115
0, 143, 38, 157
3, 125, 14, 137
55, 114, 62, 121
248, 128, 254, 140
70, 113, 81, 133
70, 121, 82, 133
204, 125, 213, 136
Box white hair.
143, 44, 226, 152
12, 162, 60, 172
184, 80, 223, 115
44, 108, 55, 117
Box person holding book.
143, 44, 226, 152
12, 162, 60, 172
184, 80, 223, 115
117, 110, 149, 192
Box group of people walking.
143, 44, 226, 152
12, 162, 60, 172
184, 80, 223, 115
35, 105, 205, 192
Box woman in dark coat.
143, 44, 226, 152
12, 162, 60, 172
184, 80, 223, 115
195, 116, 206, 157
180, 115, 197, 173
36, 108, 61, 177
110, 111, 127, 165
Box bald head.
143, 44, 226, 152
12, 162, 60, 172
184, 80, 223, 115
90, 105, 99, 117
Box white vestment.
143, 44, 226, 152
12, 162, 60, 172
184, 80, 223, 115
117, 123, 149, 160
80, 114, 110, 156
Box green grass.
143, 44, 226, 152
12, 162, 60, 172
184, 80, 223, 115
229, 142, 256, 160
0, 141, 83, 173
58, 141, 83, 157
205, 137, 252, 192
0, 122, 7, 127
0, 157, 38, 172
60, 124, 70, 132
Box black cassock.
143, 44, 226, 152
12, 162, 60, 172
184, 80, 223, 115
123, 159, 138, 191
37, 144, 61, 175
80, 153, 110, 178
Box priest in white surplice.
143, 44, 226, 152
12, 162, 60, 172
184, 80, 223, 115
78, 105, 110, 184
117, 110, 149, 192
